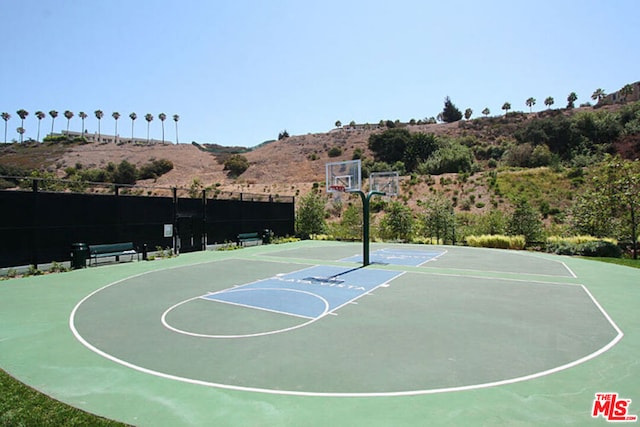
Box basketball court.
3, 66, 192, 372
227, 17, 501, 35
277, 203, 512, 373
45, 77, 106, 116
1, 240, 639, 425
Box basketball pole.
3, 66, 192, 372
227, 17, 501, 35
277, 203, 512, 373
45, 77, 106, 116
352, 190, 384, 267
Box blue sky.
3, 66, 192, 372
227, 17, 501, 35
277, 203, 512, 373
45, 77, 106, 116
1, 0, 638, 147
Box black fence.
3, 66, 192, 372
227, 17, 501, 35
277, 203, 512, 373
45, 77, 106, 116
0, 181, 295, 268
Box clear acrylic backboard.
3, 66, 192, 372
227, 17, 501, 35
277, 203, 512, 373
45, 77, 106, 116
326, 160, 362, 193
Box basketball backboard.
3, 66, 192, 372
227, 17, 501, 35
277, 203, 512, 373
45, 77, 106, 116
326, 160, 361, 193
369, 171, 399, 196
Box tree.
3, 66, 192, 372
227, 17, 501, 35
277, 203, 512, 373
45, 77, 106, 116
566, 92, 578, 109
223, 154, 249, 177
335, 120, 342, 128
404, 132, 439, 172
78, 111, 88, 136
35, 111, 45, 142
173, 114, 179, 144
129, 112, 137, 142
64, 110, 74, 133
421, 194, 455, 244
278, 129, 290, 140
501, 102, 511, 116
619, 84, 634, 103
507, 199, 543, 243
144, 113, 153, 143
441, 96, 463, 123
464, 108, 473, 120
591, 88, 606, 104
112, 112, 120, 141
368, 128, 411, 164
2, 112, 11, 143
295, 191, 327, 239
379, 201, 414, 241
591, 155, 640, 258
482, 107, 490, 117
16, 127, 25, 143
16, 109, 28, 142
544, 96, 554, 109
526, 97, 536, 113
94, 110, 104, 141
49, 110, 58, 134
158, 113, 167, 143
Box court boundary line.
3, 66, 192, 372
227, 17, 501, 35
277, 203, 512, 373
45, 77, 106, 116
68, 258, 623, 398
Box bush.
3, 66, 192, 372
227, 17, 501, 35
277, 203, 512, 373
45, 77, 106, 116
466, 234, 526, 250
328, 146, 342, 157
546, 236, 621, 257
417, 141, 476, 174
138, 159, 174, 180
223, 154, 249, 177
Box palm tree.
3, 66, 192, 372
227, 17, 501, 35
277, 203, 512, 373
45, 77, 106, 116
35, 111, 45, 142
1, 112, 10, 143
481, 107, 490, 117
591, 88, 606, 104
49, 110, 58, 134
95, 110, 104, 142
158, 113, 167, 143
619, 84, 634, 103
63, 110, 74, 133
79, 111, 88, 137
525, 97, 536, 112
144, 113, 153, 143
16, 110, 29, 142
544, 96, 554, 109
129, 112, 137, 142
112, 112, 120, 142
501, 102, 511, 116
566, 92, 578, 109
16, 127, 25, 143
173, 114, 179, 144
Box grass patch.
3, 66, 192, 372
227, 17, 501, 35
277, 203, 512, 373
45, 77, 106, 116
581, 257, 640, 269
0, 368, 129, 426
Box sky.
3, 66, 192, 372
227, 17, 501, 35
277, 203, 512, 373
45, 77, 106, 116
1, 0, 639, 147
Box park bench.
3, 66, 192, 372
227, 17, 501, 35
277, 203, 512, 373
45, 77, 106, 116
237, 232, 262, 247
88, 242, 138, 266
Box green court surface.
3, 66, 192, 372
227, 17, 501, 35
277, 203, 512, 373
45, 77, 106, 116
1, 240, 639, 426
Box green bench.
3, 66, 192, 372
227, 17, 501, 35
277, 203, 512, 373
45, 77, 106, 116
237, 232, 262, 247
88, 242, 138, 266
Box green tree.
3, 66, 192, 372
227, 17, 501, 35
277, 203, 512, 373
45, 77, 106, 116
332, 203, 362, 240
94, 110, 104, 141
113, 160, 138, 184
404, 132, 439, 172
591, 88, 606, 104
16, 126, 25, 143
507, 199, 543, 243
144, 113, 153, 143
571, 190, 616, 238
223, 154, 249, 177
566, 92, 578, 109
35, 111, 45, 142
49, 110, 58, 134
335, 120, 342, 128
501, 102, 511, 116
379, 201, 414, 241
619, 84, 634, 103
441, 96, 463, 123
63, 110, 74, 132
158, 113, 167, 143
16, 109, 28, 142
295, 191, 327, 239
2, 112, 11, 143
544, 96, 554, 109
593, 155, 640, 258
526, 97, 536, 112
368, 128, 411, 164
129, 112, 137, 141
421, 194, 455, 244
482, 107, 490, 117
112, 112, 120, 141
173, 114, 180, 143
78, 111, 88, 136
464, 108, 473, 120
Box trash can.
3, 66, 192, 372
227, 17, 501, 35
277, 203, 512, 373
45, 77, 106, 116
262, 229, 273, 244
71, 243, 89, 269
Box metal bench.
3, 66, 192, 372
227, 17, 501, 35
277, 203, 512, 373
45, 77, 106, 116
88, 242, 138, 266
237, 232, 261, 247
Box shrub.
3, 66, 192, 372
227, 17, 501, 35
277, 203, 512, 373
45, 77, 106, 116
546, 236, 621, 257
223, 154, 249, 177
328, 146, 342, 157
466, 234, 526, 250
